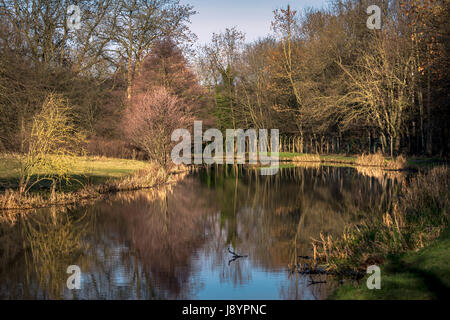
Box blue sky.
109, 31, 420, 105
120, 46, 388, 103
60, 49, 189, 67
181, 0, 330, 45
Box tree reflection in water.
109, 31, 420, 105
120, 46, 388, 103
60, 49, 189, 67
0, 165, 404, 299
0, 206, 92, 299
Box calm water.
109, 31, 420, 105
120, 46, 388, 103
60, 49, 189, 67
0, 165, 403, 299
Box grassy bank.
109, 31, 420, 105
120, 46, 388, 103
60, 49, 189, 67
278, 152, 356, 163
329, 228, 450, 299
0, 154, 187, 211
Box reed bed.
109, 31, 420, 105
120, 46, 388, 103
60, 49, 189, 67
291, 153, 321, 163
355, 152, 407, 170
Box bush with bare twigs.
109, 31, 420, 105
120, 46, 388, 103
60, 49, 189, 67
124, 87, 193, 168
18, 94, 86, 195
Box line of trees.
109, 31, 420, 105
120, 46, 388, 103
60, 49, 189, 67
0, 0, 196, 158
197, 0, 449, 157
0, 0, 448, 163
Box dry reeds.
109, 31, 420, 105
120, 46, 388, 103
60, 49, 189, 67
291, 154, 321, 163
355, 151, 407, 170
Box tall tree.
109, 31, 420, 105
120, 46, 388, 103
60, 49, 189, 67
200, 27, 245, 130
108, 0, 195, 99
133, 38, 205, 114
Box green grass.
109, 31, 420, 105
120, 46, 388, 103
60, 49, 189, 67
0, 155, 22, 180
320, 154, 357, 163
0, 154, 148, 192
329, 228, 450, 300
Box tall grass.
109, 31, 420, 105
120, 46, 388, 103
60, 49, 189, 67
311, 166, 449, 272
355, 151, 407, 169
291, 153, 321, 162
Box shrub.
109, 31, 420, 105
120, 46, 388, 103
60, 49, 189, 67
124, 87, 193, 168
292, 153, 321, 162
18, 94, 86, 194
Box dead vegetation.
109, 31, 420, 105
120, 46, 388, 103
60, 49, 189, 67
291, 154, 321, 163
355, 151, 407, 170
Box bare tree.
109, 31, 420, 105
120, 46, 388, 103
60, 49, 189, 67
338, 31, 414, 157
133, 38, 205, 114
0, 0, 114, 74
124, 87, 192, 167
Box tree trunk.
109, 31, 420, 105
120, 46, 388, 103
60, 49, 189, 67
426, 67, 432, 155
380, 133, 386, 155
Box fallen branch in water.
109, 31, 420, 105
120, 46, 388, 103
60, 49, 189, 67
228, 247, 248, 258
227, 248, 248, 265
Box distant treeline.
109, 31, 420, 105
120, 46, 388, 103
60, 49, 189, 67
196, 0, 449, 157
0, 0, 198, 158
0, 0, 448, 159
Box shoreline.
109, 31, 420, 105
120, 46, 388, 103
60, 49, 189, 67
0, 161, 189, 212
1, 153, 445, 211
278, 153, 446, 170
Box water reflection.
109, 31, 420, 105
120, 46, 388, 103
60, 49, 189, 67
0, 165, 403, 299
0, 207, 93, 299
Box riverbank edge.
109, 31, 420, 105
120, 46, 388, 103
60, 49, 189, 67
0, 163, 189, 212
328, 227, 450, 300
277, 153, 446, 170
